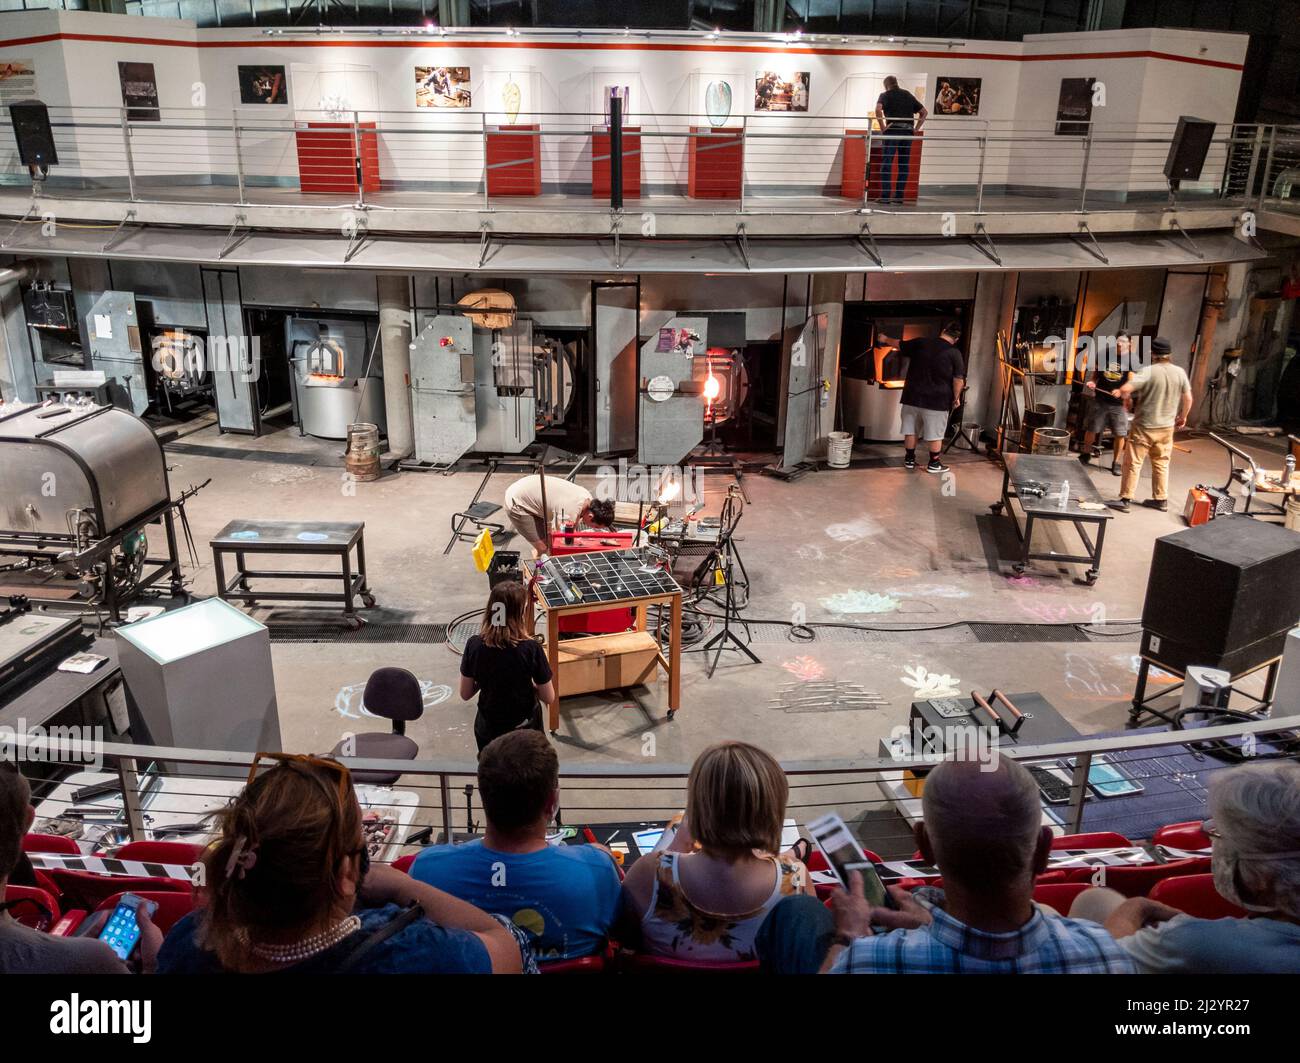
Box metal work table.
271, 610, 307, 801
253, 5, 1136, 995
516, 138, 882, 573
210, 520, 374, 626
990, 453, 1113, 585
528, 549, 683, 731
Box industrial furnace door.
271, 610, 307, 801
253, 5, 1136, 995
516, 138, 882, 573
201, 268, 258, 434
593, 282, 639, 455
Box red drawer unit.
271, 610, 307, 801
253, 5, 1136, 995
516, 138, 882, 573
548, 530, 637, 633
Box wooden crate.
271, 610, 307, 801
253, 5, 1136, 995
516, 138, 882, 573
556, 631, 660, 697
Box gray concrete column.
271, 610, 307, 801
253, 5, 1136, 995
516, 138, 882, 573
377, 274, 414, 458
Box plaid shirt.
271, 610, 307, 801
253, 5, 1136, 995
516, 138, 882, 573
829, 889, 1135, 974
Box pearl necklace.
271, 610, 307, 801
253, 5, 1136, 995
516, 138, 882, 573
245, 915, 362, 964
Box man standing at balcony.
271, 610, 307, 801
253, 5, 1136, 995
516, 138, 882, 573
1112, 337, 1192, 513
874, 76, 927, 204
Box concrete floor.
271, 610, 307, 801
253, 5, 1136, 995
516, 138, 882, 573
153, 420, 1286, 768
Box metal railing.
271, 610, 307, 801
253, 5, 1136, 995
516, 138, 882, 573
8, 714, 1298, 863
0, 106, 1294, 224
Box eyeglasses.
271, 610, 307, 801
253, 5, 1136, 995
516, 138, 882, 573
246, 752, 352, 804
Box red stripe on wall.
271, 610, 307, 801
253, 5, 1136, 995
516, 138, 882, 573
0, 31, 1246, 71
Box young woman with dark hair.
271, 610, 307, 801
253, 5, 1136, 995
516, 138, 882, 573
460, 580, 555, 753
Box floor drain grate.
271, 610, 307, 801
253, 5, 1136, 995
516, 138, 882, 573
969, 623, 1090, 643
270, 622, 447, 644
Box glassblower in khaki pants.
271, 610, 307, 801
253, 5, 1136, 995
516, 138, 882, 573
1110, 337, 1192, 514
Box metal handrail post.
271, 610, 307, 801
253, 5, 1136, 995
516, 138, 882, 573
120, 107, 137, 202
1259, 126, 1277, 210
232, 108, 246, 206
116, 756, 146, 842
975, 133, 987, 213
862, 125, 873, 209
482, 112, 490, 209
439, 772, 454, 843
1067, 752, 1092, 835
739, 115, 747, 213
1241, 125, 1262, 203
1078, 125, 1093, 213
351, 110, 365, 207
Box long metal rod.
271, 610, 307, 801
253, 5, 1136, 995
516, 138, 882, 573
119, 108, 137, 202
232, 108, 247, 205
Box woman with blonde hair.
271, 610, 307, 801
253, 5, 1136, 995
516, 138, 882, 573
460, 580, 555, 753
157, 754, 527, 974
621, 741, 812, 963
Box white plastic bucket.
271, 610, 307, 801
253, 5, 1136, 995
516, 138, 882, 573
1285, 494, 1300, 532
827, 431, 853, 468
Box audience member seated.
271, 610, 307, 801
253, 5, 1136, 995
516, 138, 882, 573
620, 741, 813, 963
755, 758, 1135, 974
1073, 761, 1300, 974
1, 760, 156, 974
157, 753, 527, 974
410, 731, 621, 961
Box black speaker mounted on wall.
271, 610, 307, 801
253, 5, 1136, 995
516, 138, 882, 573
9, 99, 57, 169
1163, 116, 1216, 184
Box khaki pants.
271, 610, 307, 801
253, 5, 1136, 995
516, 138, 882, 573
1120, 424, 1174, 502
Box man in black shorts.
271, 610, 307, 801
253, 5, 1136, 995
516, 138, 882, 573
1079, 332, 1133, 476
874, 76, 927, 204
883, 321, 965, 474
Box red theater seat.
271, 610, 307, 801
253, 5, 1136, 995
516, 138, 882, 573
620, 953, 760, 974
111, 840, 205, 866
44, 870, 192, 913
1051, 832, 1133, 850
1060, 856, 1211, 897
22, 833, 81, 856
3, 885, 60, 930
1032, 882, 1091, 914
96, 891, 198, 935
1148, 874, 1246, 920
1152, 821, 1211, 851
539, 953, 610, 974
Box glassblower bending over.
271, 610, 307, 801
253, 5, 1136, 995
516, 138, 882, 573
502, 474, 615, 558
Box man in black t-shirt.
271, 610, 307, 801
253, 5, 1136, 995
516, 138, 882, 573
874, 76, 927, 204
885, 321, 965, 474
1079, 332, 1133, 476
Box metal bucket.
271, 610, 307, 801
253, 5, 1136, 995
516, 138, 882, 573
1021, 403, 1055, 448
827, 431, 853, 469
344, 422, 382, 482
1032, 427, 1070, 456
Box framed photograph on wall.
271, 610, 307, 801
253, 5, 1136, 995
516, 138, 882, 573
118, 61, 160, 122
933, 76, 980, 116
0, 60, 37, 106
415, 66, 471, 108
1055, 77, 1095, 136
754, 71, 809, 112
238, 65, 288, 105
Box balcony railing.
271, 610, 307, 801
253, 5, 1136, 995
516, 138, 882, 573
1, 107, 1295, 227
8, 713, 1298, 865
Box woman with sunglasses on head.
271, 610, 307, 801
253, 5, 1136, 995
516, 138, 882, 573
157, 754, 528, 974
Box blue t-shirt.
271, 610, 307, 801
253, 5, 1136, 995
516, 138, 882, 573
411, 841, 621, 961
156, 904, 492, 974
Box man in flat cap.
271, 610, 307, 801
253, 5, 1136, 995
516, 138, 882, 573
1112, 337, 1192, 513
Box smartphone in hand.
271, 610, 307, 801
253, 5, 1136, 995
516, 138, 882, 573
97, 892, 159, 961
807, 812, 896, 910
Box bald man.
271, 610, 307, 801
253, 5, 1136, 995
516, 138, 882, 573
756, 757, 1134, 974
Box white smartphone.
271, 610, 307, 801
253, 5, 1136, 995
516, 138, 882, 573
806, 811, 895, 909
